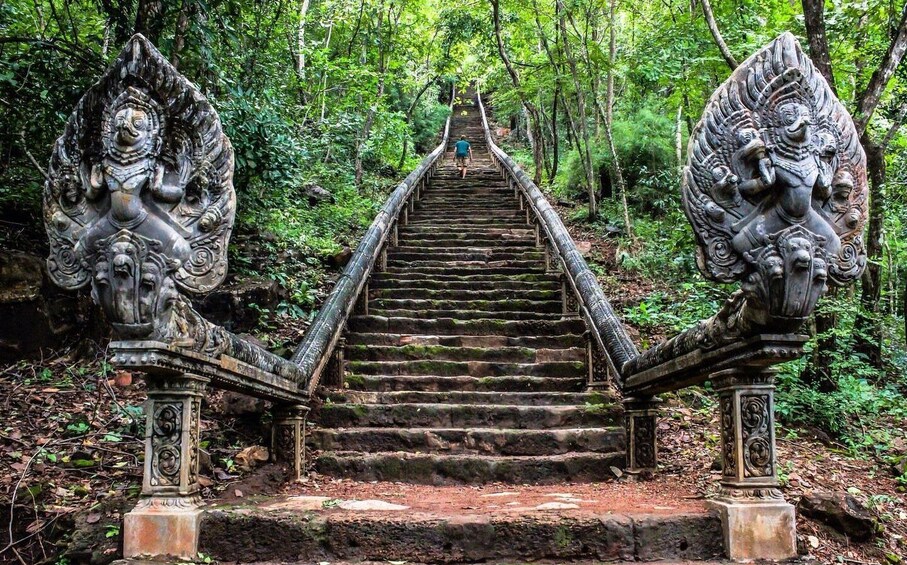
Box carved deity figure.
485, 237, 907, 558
682, 32, 868, 326
44, 35, 235, 345
75, 87, 193, 265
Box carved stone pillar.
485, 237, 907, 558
561, 275, 579, 318
586, 334, 610, 389
624, 396, 661, 477
708, 367, 796, 562
378, 245, 388, 272
323, 338, 346, 388
124, 373, 208, 559
355, 283, 369, 316
544, 243, 558, 274
272, 404, 309, 481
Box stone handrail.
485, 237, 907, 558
291, 88, 455, 395
475, 88, 638, 383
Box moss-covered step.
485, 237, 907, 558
312, 451, 626, 485
308, 425, 625, 455
316, 402, 619, 428
370, 298, 561, 313
370, 272, 560, 284
346, 359, 585, 378
386, 250, 545, 262
368, 287, 560, 300
198, 505, 723, 563
366, 309, 564, 322
323, 389, 613, 406
342, 374, 586, 393
343, 332, 582, 349
344, 344, 584, 363
346, 316, 585, 336
397, 237, 536, 247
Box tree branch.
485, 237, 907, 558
854, 2, 907, 135
699, 0, 737, 70
801, 0, 836, 93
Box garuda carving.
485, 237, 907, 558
44, 34, 235, 347
684, 32, 867, 303
623, 33, 868, 376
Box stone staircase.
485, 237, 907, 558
194, 99, 727, 564
309, 101, 626, 484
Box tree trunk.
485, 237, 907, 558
853, 134, 885, 366
854, 3, 907, 135
699, 0, 737, 70
606, 0, 632, 238
801, 0, 836, 92
557, 0, 597, 219
134, 0, 166, 44
171, 0, 192, 69
296, 0, 311, 76
490, 0, 544, 185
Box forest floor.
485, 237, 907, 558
0, 208, 905, 564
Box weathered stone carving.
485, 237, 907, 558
44, 34, 235, 351
685, 32, 866, 289
623, 33, 867, 376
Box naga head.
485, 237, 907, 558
92, 231, 180, 339
743, 225, 828, 325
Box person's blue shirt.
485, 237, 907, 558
455, 139, 470, 157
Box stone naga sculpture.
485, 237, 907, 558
624, 32, 867, 374
43, 35, 299, 380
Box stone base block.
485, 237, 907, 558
123, 499, 203, 559
708, 499, 796, 562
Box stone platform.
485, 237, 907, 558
183, 480, 729, 563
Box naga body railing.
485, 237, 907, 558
291, 91, 454, 395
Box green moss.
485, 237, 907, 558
553, 524, 574, 549
344, 374, 365, 386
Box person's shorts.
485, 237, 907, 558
455, 155, 467, 166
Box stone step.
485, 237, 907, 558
345, 359, 586, 378
367, 309, 565, 321
402, 222, 532, 232
312, 451, 625, 484
397, 238, 536, 248
322, 390, 610, 406
387, 250, 544, 262
347, 315, 585, 335
345, 344, 584, 363
370, 298, 561, 314
397, 227, 535, 238
318, 402, 616, 429
383, 266, 546, 276
344, 374, 587, 392
369, 275, 559, 289
368, 287, 559, 300
308, 425, 624, 455
198, 498, 724, 563
414, 201, 518, 209
344, 332, 581, 349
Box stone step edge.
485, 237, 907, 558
197, 506, 724, 563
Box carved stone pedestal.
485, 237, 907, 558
708, 368, 796, 562
124, 373, 208, 560
272, 404, 309, 481
624, 396, 661, 476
